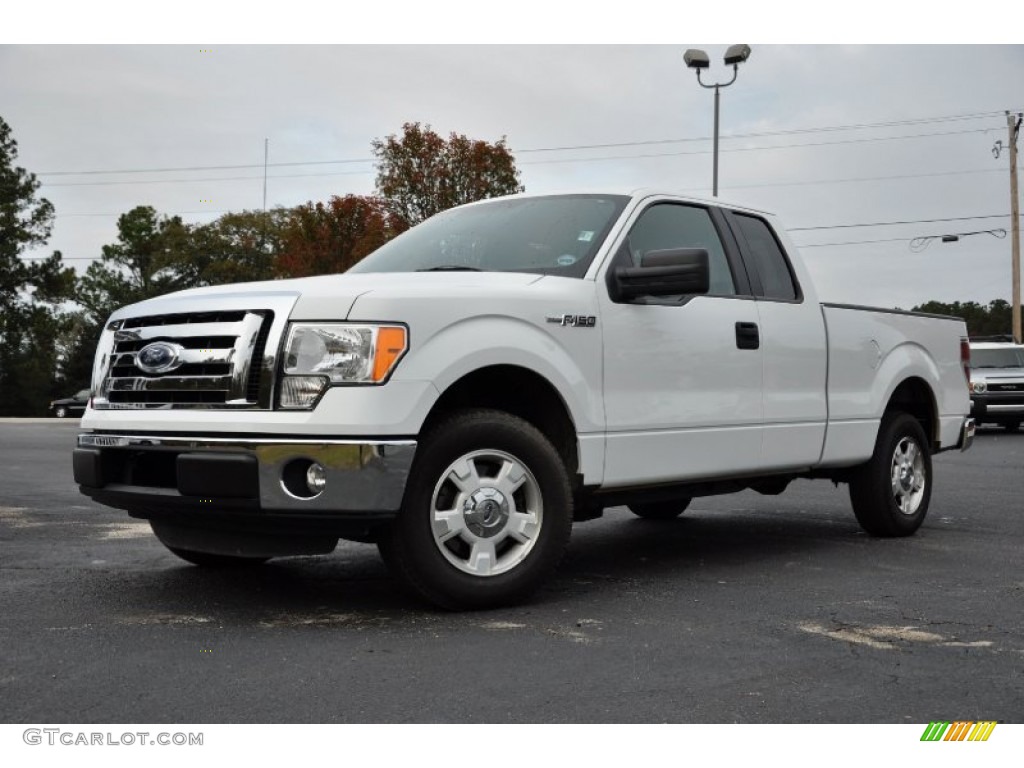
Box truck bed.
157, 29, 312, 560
819, 303, 969, 466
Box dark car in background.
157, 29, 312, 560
969, 341, 1024, 432
48, 389, 90, 418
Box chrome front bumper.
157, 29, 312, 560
74, 432, 416, 515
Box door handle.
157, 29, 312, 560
735, 322, 760, 350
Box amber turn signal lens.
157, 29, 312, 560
372, 326, 408, 382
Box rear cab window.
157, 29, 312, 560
728, 212, 801, 302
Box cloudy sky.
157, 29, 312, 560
3, 31, 1022, 309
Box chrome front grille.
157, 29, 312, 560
95, 310, 275, 409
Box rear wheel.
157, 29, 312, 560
54, 406, 67, 418
849, 411, 932, 537
378, 409, 573, 610
628, 498, 691, 520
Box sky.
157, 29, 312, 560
3, 7, 1023, 310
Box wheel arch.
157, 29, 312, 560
884, 375, 939, 450
421, 364, 581, 480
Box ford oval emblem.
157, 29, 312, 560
135, 341, 184, 374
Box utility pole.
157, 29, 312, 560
260, 138, 269, 255
262, 138, 269, 213
1008, 112, 1022, 344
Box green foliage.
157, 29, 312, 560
0, 116, 77, 415
187, 208, 288, 285
372, 122, 524, 227
911, 299, 1013, 337
75, 206, 195, 325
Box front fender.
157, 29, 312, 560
394, 314, 603, 434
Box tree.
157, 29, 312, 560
912, 299, 1013, 337
75, 206, 194, 326
276, 195, 406, 278
186, 208, 289, 286
0, 115, 76, 415
372, 122, 524, 226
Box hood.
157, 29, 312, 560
112, 271, 546, 322
287, 271, 546, 320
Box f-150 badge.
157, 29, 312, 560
546, 314, 597, 328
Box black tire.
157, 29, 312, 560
1004, 420, 1020, 433
164, 546, 270, 567
628, 498, 691, 520
848, 411, 932, 537
378, 408, 573, 610
54, 406, 67, 418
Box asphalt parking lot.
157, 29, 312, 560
1, 419, 1021, 723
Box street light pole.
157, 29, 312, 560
684, 45, 751, 198
708, 76, 733, 197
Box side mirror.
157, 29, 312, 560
611, 248, 710, 302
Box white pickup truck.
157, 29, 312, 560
74, 189, 975, 609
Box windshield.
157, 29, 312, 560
348, 195, 629, 278
971, 347, 1024, 368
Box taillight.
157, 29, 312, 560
960, 338, 971, 392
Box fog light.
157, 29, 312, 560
280, 375, 329, 409
306, 463, 326, 495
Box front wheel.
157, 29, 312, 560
1004, 420, 1020, 433
848, 411, 932, 537
54, 406, 67, 418
378, 409, 573, 610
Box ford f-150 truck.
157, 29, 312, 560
73, 190, 975, 609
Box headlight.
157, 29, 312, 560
971, 381, 987, 394
279, 323, 408, 409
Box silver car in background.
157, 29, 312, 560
969, 340, 1024, 432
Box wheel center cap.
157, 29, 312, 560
463, 488, 510, 538
899, 465, 914, 491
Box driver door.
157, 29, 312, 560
599, 200, 763, 487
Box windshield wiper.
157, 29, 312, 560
417, 265, 483, 272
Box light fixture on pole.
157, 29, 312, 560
909, 228, 1007, 253
683, 44, 751, 197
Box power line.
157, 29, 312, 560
797, 229, 1010, 250
37, 158, 375, 177
34, 109, 1015, 180
39, 157, 1010, 192
793, 237, 913, 249
697, 167, 1004, 192
41, 169, 374, 188
516, 128, 995, 167
56, 209, 232, 218
517, 110, 1012, 153
789, 213, 1013, 232
52, 210, 1019, 232
28, 226, 1013, 261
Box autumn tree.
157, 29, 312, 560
186, 208, 289, 286
0, 115, 76, 415
372, 122, 524, 227
276, 195, 406, 278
